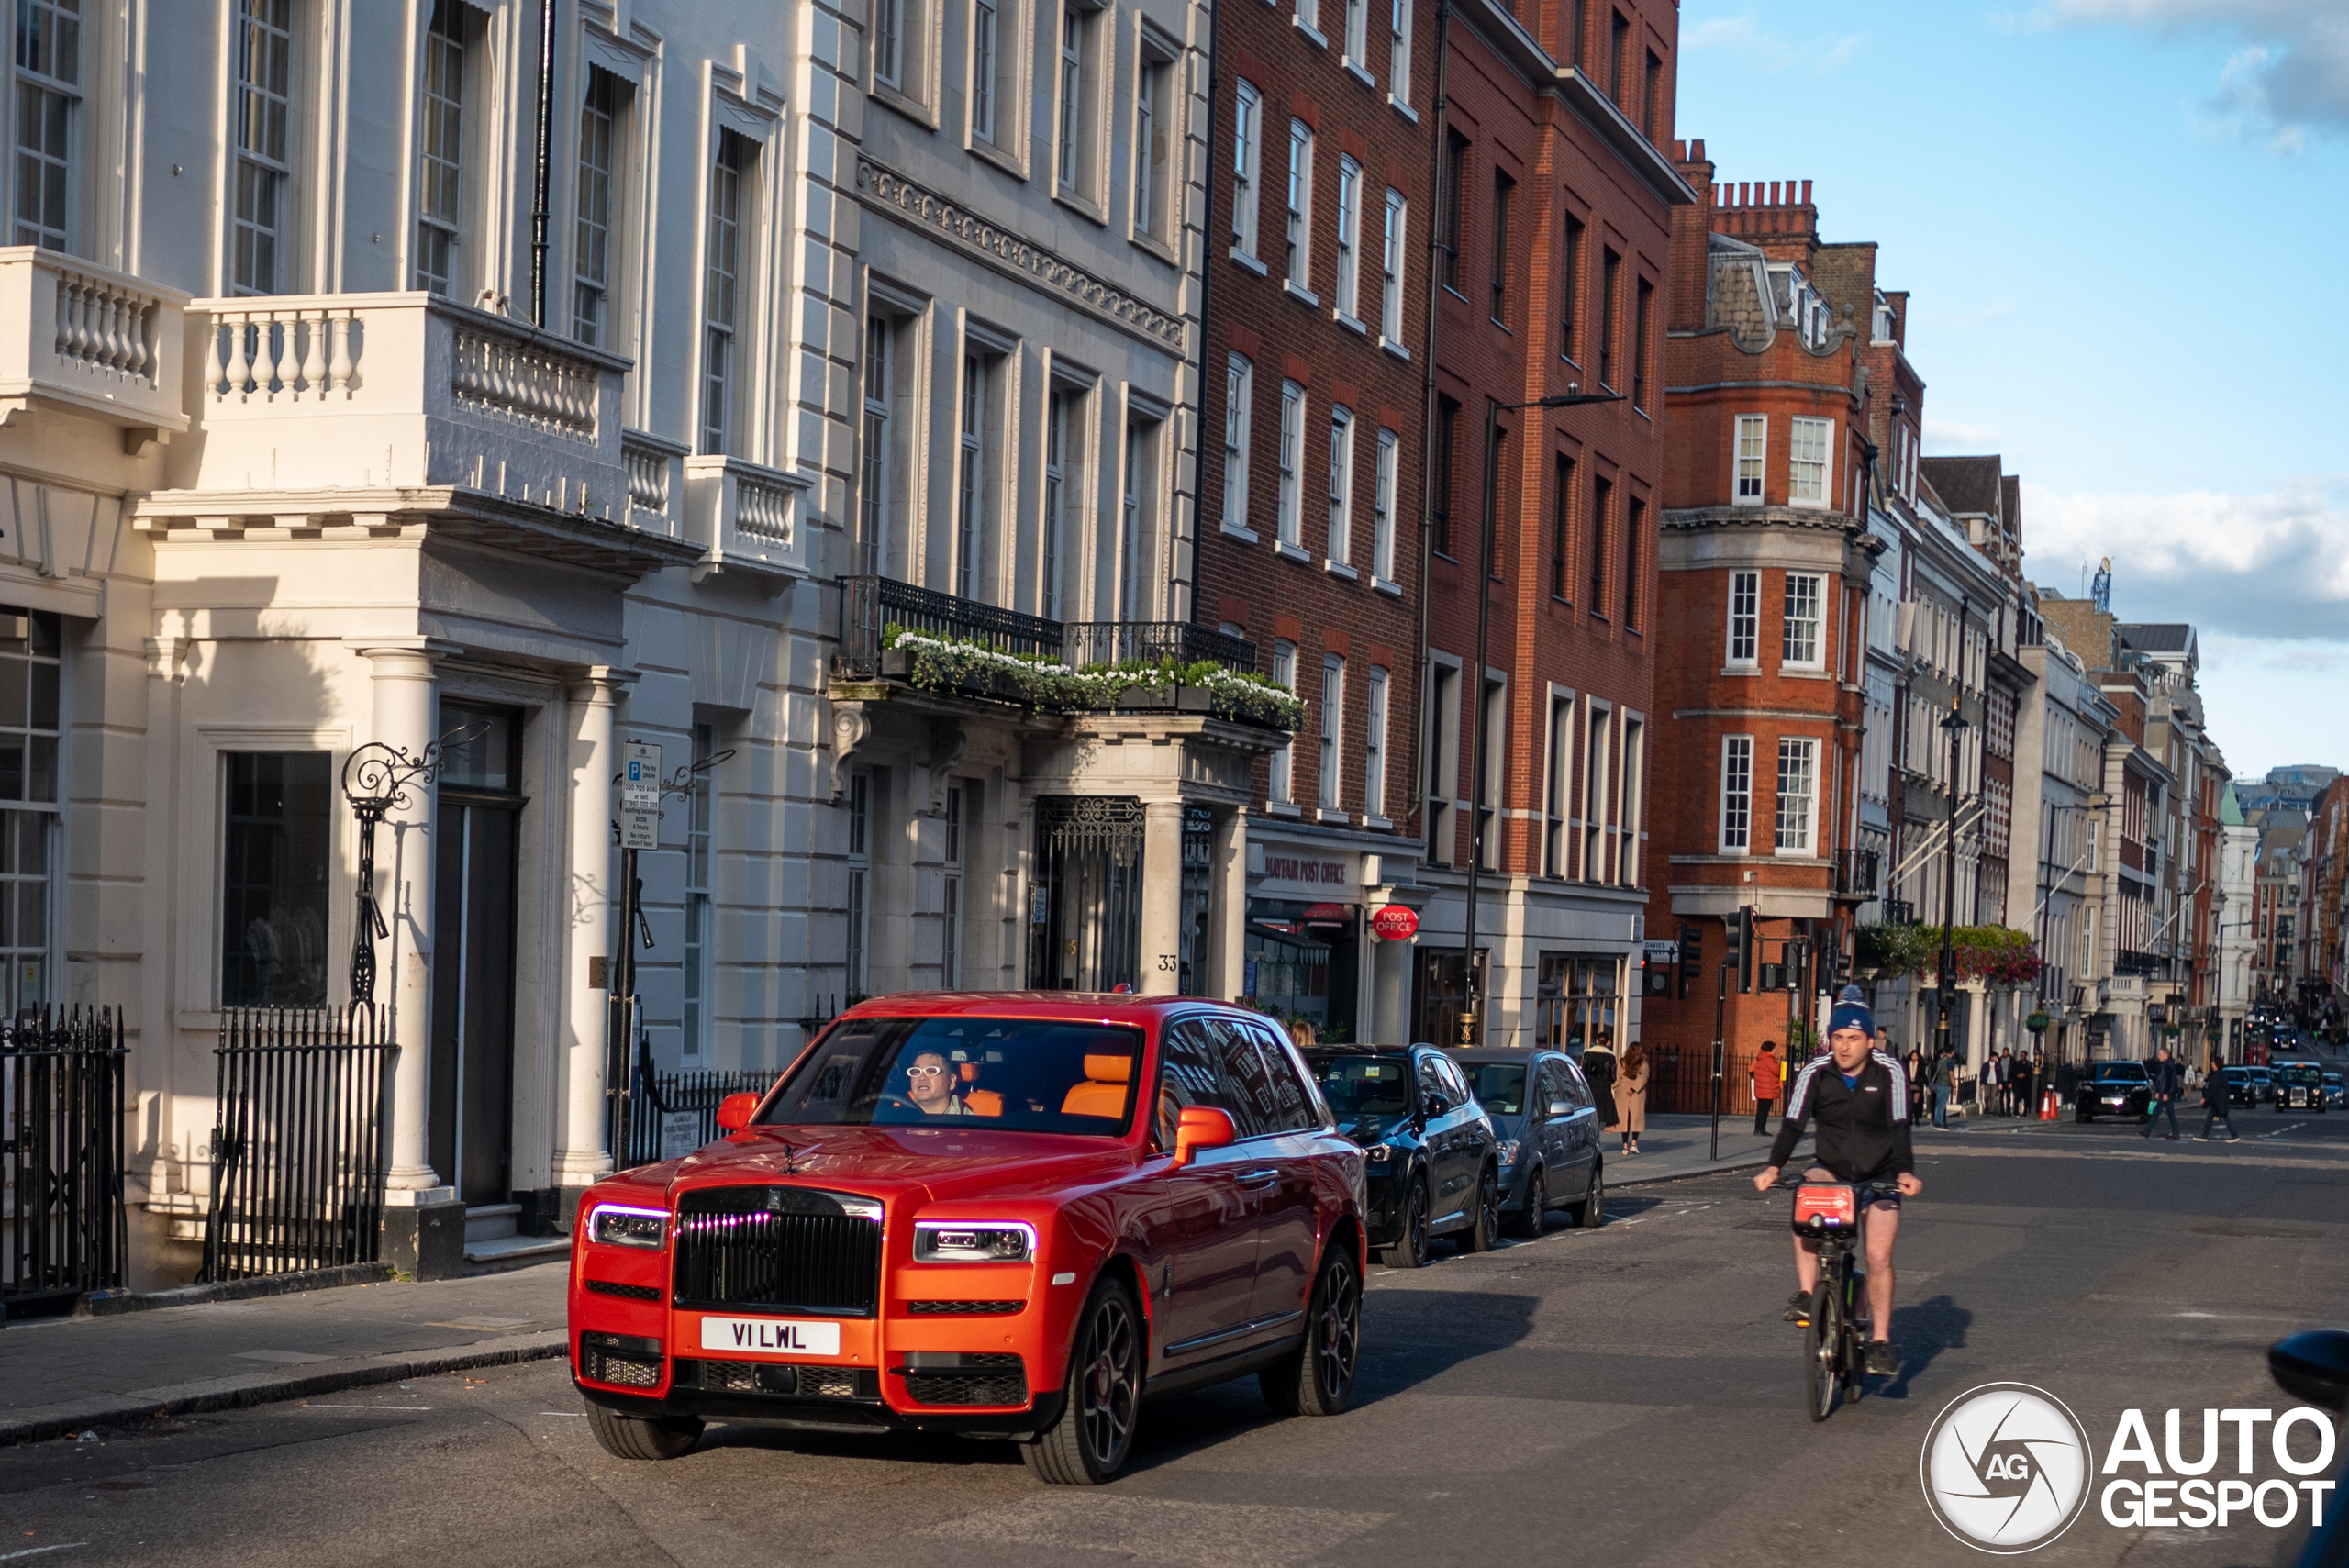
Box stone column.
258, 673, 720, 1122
552, 668, 631, 1205
357, 642, 465, 1280
1138, 799, 1187, 996
1372, 923, 1413, 1043
1208, 806, 1248, 1002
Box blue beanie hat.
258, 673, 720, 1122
1829, 984, 1874, 1040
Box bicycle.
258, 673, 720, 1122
1789, 1176, 1898, 1421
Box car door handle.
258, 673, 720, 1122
1236, 1168, 1280, 1187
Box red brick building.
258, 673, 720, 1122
1641, 152, 1883, 1105
1194, 0, 1440, 1040
1407, 0, 1692, 1049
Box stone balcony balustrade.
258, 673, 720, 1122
0, 246, 190, 451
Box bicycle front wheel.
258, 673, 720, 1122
1805, 1273, 1840, 1422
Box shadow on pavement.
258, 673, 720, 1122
1879, 1292, 1972, 1399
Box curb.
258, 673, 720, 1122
1609, 1151, 1776, 1188
0, 1328, 568, 1446
71, 1262, 396, 1320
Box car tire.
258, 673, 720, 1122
1262, 1242, 1362, 1419
1022, 1277, 1144, 1485
1466, 1166, 1500, 1253
584, 1400, 703, 1462
2075, 1109, 2091, 1122
1569, 1163, 1605, 1229
1506, 1171, 1546, 1239
1380, 1175, 1431, 1269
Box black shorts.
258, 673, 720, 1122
1802, 1166, 1903, 1207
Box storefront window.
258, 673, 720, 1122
222, 751, 331, 1006
1412, 946, 1486, 1048
1537, 952, 1617, 1056
1244, 899, 1343, 1039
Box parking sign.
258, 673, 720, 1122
621, 742, 661, 849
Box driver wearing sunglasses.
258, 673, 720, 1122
905, 1051, 967, 1116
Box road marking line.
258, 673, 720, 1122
0, 1548, 87, 1562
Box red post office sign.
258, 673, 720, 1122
1369, 905, 1419, 941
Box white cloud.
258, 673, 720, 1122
2024, 477, 2349, 640
2022, 0, 2349, 145
1923, 417, 2001, 450
1682, 13, 1865, 75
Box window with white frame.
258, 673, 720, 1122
875, 0, 907, 90
701, 130, 751, 455
1231, 81, 1261, 259
1334, 156, 1362, 319
845, 769, 873, 999
1326, 406, 1353, 565
573, 67, 623, 343
1277, 381, 1304, 547
1343, 0, 1367, 63
1619, 716, 1644, 886
941, 783, 965, 987
1120, 418, 1156, 620
1319, 656, 1345, 812
1720, 734, 1753, 853
1544, 691, 1573, 876
1380, 190, 1407, 342
222, 750, 328, 1007
1043, 387, 1076, 617
683, 724, 715, 1058
1775, 737, 1817, 853
1372, 428, 1397, 581
1134, 41, 1174, 243
1286, 120, 1313, 289
414, 0, 467, 293
1388, 0, 1411, 103
1057, 2, 1100, 197
1783, 573, 1823, 668
231, 0, 294, 294
1582, 705, 1609, 878
1270, 641, 1298, 804
1733, 414, 1765, 504
1425, 662, 1459, 862
969, 0, 1021, 148
1297, 0, 1320, 36
957, 352, 996, 600
860, 314, 896, 577
1364, 668, 1389, 820
1727, 570, 1759, 666
1480, 678, 1506, 871
1788, 416, 1831, 506
1222, 356, 1252, 533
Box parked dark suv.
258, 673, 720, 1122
1453, 1049, 1604, 1235
1307, 1044, 1500, 1268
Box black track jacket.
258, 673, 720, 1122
1769, 1051, 1915, 1183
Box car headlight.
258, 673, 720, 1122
586, 1203, 668, 1249
1496, 1140, 1520, 1165
1363, 1143, 1392, 1163
913, 1221, 1036, 1262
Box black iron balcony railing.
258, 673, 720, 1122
1881, 899, 1916, 927
1062, 620, 1256, 675
1833, 847, 1881, 901
836, 575, 1062, 680
2115, 950, 2165, 978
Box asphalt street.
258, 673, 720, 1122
5, 1100, 2345, 1568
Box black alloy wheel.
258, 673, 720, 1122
1508, 1171, 1547, 1239
1263, 1243, 1362, 1418
1467, 1166, 1500, 1252
1805, 1275, 1840, 1422
1572, 1163, 1605, 1229
1383, 1175, 1431, 1268
1023, 1279, 1143, 1485
584, 1401, 703, 1462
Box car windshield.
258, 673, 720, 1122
2093, 1063, 2147, 1081
757, 1016, 1143, 1134
2281, 1065, 2321, 1084
1467, 1064, 1526, 1117
1315, 1056, 1413, 1118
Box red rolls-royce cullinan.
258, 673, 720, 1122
568, 995, 1368, 1484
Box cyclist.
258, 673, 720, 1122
1752, 989, 1922, 1376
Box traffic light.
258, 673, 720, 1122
1726, 909, 1756, 995
1678, 925, 1703, 995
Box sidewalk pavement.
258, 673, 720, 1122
1606, 1112, 1809, 1187
0, 1262, 570, 1445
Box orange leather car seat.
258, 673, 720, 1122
1060, 1052, 1132, 1118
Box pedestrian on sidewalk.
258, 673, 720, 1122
1584, 1029, 1620, 1133
1997, 1048, 2015, 1116
2143, 1043, 2184, 1140
1931, 1050, 1955, 1129
2015, 1051, 2038, 1118
2199, 1056, 2243, 1142
1752, 1040, 1781, 1134
1615, 1042, 1650, 1156
1905, 1045, 1925, 1120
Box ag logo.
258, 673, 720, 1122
1920, 1383, 2095, 1553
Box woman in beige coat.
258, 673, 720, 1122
1614, 1043, 1650, 1155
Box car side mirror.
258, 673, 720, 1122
2271, 1330, 2349, 1413
1423, 1094, 1448, 1118
1549, 1099, 1573, 1118
1173, 1106, 1236, 1167
716, 1092, 759, 1133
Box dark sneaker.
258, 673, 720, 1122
1783, 1292, 1811, 1325
1866, 1340, 1898, 1376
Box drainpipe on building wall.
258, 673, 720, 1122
529, 0, 556, 328
1179, 0, 1222, 628
1408, 0, 1453, 889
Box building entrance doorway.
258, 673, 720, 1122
1028, 796, 1142, 992
429, 707, 524, 1207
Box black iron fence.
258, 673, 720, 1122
1061, 620, 1257, 674
1834, 848, 1881, 900
614, 1067, 777, 1171
1643, 1047, 1754, 1118
202, 1006, 392, 1283
2, 1008, 127, 1310
836, 575, 1063, 679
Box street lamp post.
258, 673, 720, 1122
1457, 387, 1620, 1050
1935, 692, 1970, 1082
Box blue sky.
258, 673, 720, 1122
1677, 0, 2349, 779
